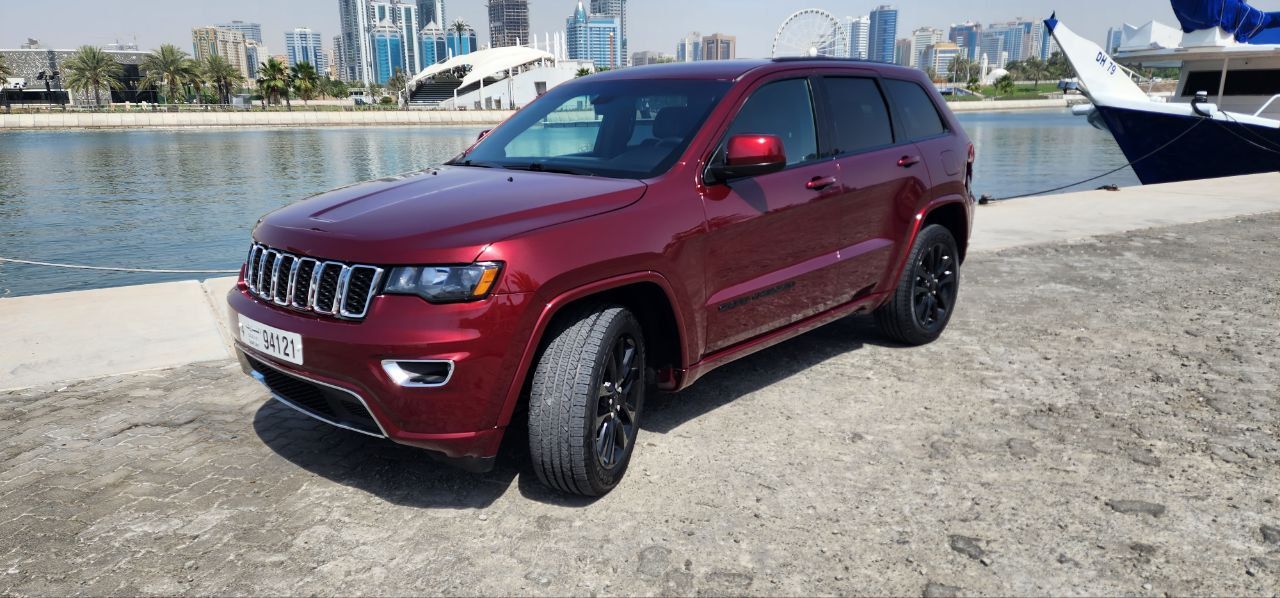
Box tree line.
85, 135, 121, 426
33, 44, 354, 108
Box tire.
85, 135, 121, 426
875, 224, 961, 346
528, 304, 646, 496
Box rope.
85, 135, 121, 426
985, 115, 1209, 202
0, 257, 238, 274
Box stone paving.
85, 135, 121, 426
1, 214, 1278, 596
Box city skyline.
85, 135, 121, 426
1, 0, 1201, 60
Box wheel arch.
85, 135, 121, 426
495, 272, 690, 428
921, 199, 971, 263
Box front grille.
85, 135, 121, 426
244, 244, 383, 320
247, 356, 383, 437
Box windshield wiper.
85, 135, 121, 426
445, 159, 503, 169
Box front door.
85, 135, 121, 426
699, 77, 847, 354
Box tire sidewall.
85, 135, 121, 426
896, 225, 960, 343
581, 311, 646, 493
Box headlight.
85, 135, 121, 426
384, 262, 503, 303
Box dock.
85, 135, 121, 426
1, 173, 1278, 595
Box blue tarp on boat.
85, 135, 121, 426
1170, 0, 1280, 42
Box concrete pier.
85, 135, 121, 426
2, 172, 1279, 392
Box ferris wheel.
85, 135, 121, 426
772, 9, 847, 58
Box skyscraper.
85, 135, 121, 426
910, 27, 944, 68
567, 1, 623, 69
676, 31, 702, 62
420, 22, 448, 66
339, 0, 372, 82
845, 16, 870, 59
371, 22, 404, 85
192, 27, 251, 78
285, 28, 327, 73
949, 21, 981, 61
332, 35, 346, 79
894, 38, 912, 66
589, 0, 628, 66
868, 5, 898, 63
446, 20, 478, 57
215, 20, 263, 44
488, 0, 530, 48
418, 0, 446, 28
701, 33, 736, 61
339, 0, 422, 85
244, 40, 263, 79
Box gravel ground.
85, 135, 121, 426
1, 213, 1278, 596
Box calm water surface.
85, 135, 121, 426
0, 110, 1136, 297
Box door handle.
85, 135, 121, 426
806, 176, 838, 191
897, 155, 922, 168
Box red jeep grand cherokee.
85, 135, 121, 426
228, 58, 974, 496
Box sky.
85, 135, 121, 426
3, 0, 1278, 58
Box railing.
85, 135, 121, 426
1253, 94, 1280, 117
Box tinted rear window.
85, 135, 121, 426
884, 79, 947, 141
823, 77, 894, 154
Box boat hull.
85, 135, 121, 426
1095, 105, 1280, 185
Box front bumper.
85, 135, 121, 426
227, 282, 534, 460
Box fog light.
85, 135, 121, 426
382, 360, 454, 388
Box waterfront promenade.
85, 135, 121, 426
0, 174, 1277, 595
0, 99, 1073, 131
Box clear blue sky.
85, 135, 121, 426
3, 1, 1276, 58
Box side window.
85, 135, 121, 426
823, 77, 894, 154
884, 79, 947, 141
724, 79, 818, 166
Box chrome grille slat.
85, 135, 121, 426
243, 243, 383, 321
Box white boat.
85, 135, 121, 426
1047, 3, 1280, 184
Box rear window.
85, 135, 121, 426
822, 77, 894, 154
884, 79, 947, 141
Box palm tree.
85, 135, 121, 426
1022, 57, 1050, 89
257, 57, 291, 110
141, 44, 198, 104
62, 46, 124, 107
949, 57, 973, 85
385, 69, 408, 107
290, 61, 320, 105
994, 74, 1016, 97
201, 55, 244, 106
575, 67, 593, 78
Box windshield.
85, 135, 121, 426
451, 78, 732, 179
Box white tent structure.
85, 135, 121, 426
404, 45, 592, 110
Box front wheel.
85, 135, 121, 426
528, 304, 646, 496
875, 224, 961, 345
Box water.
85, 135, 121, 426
0, 110, 1137, 298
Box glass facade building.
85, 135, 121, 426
373, 26, 404, 85
567, 2, 623, 69
285, 28, 327, 73
868, 5, 899, 64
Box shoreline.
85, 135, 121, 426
2, 172, 1277, 391
0, 99, 1077, 131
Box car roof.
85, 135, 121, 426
588, 57, 924, 82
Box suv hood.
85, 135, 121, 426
253, 166, 647, 265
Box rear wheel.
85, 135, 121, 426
875, 224, 961, 345
528, 304, 645, 496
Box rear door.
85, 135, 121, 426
698, 76, 848, 354
816, 74, 928, 294
882, 77, 966, 206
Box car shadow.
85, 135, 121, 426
253, 314, 899, 508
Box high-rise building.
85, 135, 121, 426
924, 41, 960, 78
894, 38, 912, 66
371, 22, 404, 85
445, 20, 478, 57
216, 21, 263, 44
701, 33, 736, 61
910, 27, 944, 68
868, 5, 899, 63
1105, 26, 1124, 53
244, 40, 264, 80
845, 16, 870, 59
488, 0, 530, 48
676, 31, 702, 62
567, 1, 623, 69
420, 21, 448, 66
192, 27, 251, 78
589, 0, 628, 66
981, 19, 1040, 65
332, 35, 346, 79
339, 0, 423, 85
949, 21, 981, 61
417, 0, 446, 29
285, 28, 327, 73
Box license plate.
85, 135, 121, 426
239, 315, 304, 365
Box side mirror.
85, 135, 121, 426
707, 134, 787, 183
477, 129, 491, 141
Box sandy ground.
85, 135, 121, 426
1, 213, 1277, 596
